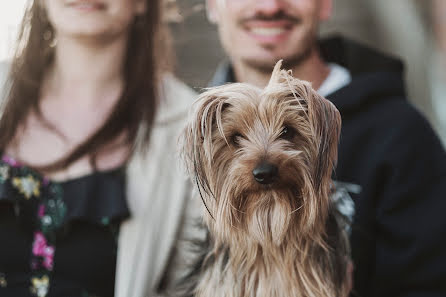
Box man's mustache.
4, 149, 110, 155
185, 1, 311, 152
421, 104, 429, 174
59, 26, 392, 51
239, 11, 301, 25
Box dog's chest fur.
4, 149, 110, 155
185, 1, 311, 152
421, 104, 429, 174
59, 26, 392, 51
175, 209, 348, 297
194, 245, 305, 297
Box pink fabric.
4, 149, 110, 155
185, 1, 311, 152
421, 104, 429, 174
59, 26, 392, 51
32, 232, 55, 270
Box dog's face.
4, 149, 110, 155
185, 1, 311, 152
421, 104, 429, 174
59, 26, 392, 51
181, 62, 341, 247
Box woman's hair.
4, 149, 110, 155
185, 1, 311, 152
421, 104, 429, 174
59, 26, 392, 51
0, 0, 169, 171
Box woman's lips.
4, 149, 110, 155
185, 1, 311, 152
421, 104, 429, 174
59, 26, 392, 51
250, 27, 288, 37
66, 0, 106, 11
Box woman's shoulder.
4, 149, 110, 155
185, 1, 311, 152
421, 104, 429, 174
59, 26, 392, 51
156, 73, 198, 125
161, 73, 197, 100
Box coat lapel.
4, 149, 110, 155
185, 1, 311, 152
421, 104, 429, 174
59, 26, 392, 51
115, 75, 197, 297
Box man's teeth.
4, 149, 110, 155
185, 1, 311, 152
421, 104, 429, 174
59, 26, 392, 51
250, 27, 286, 36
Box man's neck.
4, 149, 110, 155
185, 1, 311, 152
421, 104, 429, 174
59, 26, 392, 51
232, 49, 330, 90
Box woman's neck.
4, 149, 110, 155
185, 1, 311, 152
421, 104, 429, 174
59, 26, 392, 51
42, 34, 128, 107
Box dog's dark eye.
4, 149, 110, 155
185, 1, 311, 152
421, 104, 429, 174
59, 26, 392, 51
279, 126, 295, 141
230, 133, 243, 146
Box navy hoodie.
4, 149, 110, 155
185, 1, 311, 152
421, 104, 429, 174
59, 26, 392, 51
209, 36, 446, 297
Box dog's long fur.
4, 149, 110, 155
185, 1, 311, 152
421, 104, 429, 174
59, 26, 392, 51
179, 61, 350, 297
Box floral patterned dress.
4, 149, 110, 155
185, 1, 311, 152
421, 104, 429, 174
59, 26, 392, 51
0, 156, 130, 297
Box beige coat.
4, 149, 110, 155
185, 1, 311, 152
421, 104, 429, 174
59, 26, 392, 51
117, 75, 202, 297
0, 65, 203, 297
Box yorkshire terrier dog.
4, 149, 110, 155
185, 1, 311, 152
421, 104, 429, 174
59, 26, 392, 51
179, 61, 351, 297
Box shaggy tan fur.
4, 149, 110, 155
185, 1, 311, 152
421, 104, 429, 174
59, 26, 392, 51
180, 61, 349, 297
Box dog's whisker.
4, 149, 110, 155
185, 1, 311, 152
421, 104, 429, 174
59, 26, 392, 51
228, 200, 239, 211
283, 149, 303, 160
289, 204, 304, 214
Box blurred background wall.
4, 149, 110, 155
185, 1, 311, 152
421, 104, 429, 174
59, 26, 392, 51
0, 1, 27, 61
169, 0, 446, 145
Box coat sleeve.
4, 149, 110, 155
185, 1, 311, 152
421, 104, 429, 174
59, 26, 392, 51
370, 106, 446, 297
155, 185, 206, 296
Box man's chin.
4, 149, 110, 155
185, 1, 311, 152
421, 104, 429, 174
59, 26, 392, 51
239, 47, 313, 73
243, 57, 280, 73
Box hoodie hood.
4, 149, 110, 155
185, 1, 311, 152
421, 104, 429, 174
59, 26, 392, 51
321, 36, 406, 113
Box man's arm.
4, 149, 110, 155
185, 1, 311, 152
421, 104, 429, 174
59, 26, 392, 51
372, 107, 446, 297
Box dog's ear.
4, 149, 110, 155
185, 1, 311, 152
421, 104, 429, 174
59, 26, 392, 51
308, 91, 341, 195
287, 84, 341, 235
180, 88, 230, 207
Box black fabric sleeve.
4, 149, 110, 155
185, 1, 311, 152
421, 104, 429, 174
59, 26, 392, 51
371, 106, 446, 297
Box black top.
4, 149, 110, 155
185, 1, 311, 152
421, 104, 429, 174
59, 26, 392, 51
209, 36, 446, 297
0, 155, 130, 297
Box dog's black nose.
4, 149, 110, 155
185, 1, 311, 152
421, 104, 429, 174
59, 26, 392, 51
252, 162, 278, 184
